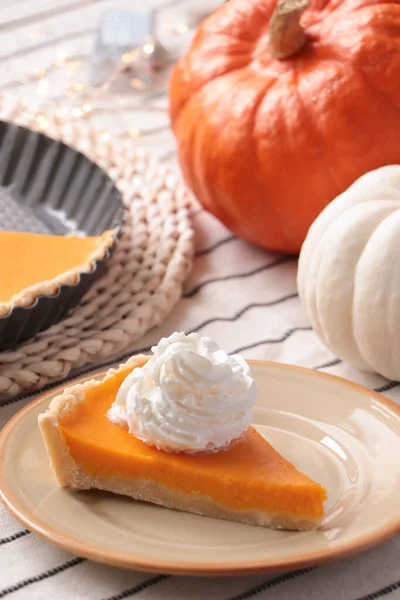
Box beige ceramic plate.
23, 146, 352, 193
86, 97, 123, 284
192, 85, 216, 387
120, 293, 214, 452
1, 360, 400, 576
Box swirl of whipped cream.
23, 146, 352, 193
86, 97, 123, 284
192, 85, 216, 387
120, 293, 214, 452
108, 332, 256, 453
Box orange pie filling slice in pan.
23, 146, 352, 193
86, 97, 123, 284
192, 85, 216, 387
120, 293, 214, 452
0, 230, 115, 316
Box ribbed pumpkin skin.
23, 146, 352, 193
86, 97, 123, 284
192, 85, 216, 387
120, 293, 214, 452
169, 0, 400, 254
297, 165, 400, 380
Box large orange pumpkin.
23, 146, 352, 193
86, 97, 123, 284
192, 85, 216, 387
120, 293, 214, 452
169, 0, 400, 254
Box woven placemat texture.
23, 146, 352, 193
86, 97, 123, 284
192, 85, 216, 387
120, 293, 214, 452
0, 113, 194, 400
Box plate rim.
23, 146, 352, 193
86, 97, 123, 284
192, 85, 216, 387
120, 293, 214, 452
1, 360, 400, 576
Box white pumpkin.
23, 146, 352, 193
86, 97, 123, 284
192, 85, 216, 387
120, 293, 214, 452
297, 165, 400, 380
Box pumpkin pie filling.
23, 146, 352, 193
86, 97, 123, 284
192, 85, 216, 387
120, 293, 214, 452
0, 230, 115, 313
57, 361, 326, 520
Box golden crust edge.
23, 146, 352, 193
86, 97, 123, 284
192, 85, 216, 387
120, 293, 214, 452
0, 228, 118, 316
38, 354, 148, 487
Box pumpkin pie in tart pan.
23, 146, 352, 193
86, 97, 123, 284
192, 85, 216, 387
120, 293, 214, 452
38, 333, 327, 531
0, 120, 124, 350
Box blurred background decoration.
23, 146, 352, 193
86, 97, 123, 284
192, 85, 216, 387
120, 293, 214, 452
0, 0, 221, 164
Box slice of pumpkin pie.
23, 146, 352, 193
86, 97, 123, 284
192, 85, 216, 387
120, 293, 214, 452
38, 333, 327, 530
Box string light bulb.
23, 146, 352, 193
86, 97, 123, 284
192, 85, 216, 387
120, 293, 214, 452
34, 68, 46, 78
130, 78, 145, 90
72, 107, 83, 118
65, 61, 82, 73
142, 42, 155, 55
11, 32, 173, 143
35, 114, 49, 130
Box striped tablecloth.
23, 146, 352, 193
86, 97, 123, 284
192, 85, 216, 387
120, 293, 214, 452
1, 1, 400, 599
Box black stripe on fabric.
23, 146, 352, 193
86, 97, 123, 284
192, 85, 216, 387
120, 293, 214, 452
101, 574, 170, 600
0, 529, 29, 546
2, 335, 398, 413
226, 568, 314, 600
0, 309, 306, 409
190, 208, 205, 217
135, 123, 173, 140
374, 381, 400, 393
0, 0, 105, 33
195, 235, 236, 258
190, 295, 300, 333
354, 579, 400, 600
0, 54, 86, 93
0, 27, 92, 65
159, 149, 176, 163
184, 258, 291, 298
0, 557, 85, 598
230, 327, 312, 355
313, 358, 342, 370
311, 360, 400, 392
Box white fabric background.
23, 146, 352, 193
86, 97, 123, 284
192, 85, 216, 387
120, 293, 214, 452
0, 1, 399, 598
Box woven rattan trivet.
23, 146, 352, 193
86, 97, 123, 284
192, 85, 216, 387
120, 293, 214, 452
0, 113, 194, 400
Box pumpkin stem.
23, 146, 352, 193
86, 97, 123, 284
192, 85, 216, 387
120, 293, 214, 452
268, 0, 311, 60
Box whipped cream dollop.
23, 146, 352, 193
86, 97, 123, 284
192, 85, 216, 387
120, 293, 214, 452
108, 332, 256, 453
